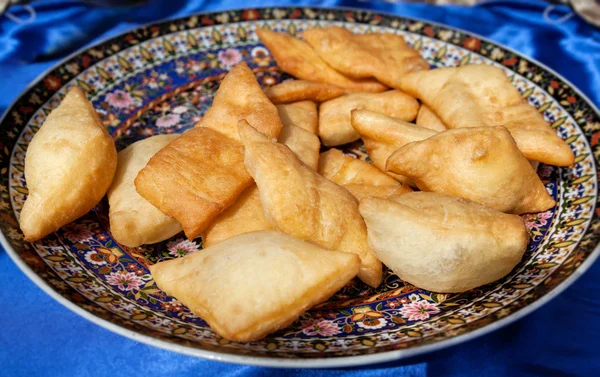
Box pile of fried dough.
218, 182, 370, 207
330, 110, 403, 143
19, 27, 573, 342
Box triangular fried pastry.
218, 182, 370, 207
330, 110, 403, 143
318, 148, 412, 201
255, 28, 387, 93
150, 231, 360, 342
416, 104, 446, 132
386, 126, 555, 214
238, 121, 382, 287
303, 27, 429, 88
20, 87, 117, 242
265, 80, 345, 104
276, 100, 318, 134
350, 109, 436, 185
135, 63, 283, 240
319, 90, 419, 146
400, 64, 574, 166
108, 135, 182, 247
359, 192, 529, 293
202, 123, 320, 247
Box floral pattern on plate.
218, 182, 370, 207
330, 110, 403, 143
0, 8, 599, 366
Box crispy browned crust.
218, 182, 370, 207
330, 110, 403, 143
135, 127, 253, 239
265, 80, 345, 104
134, 62, 283, 239
255, 28, 387, 93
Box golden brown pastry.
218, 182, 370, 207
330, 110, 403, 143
150, 231, 360, 342
318, 148, 412, 200
255, 28, 387, 93
20, 87, 117, 242
319, 90, 419, 146
416, 104, 446, 132
277, 123, 321, 170
400, 64, 574, 166
359, 192, 529, 293
276, 100, 318, 134
386, 126, 555, 214
202, 122, 320, 247
201, 186, 271, 248
303, 27, 429, 88
265, 80, 345, 104
135, 63, 283, 240
107, 135, 182, 247
238, 120, 382, 287
350, 109, 436, 184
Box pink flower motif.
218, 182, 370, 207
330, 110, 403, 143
400, 300, 440, 321
167, 238, 200, 257
156, 113, 181, 128
301, 319, 340, 336
172, 105, 188, 114
105, 90, 134, 109
218, 48, 243, 67
523, 211, 553, 229
63, 223, 94, 243
106, 271, 143, 291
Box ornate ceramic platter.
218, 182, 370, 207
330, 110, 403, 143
1, 7, 599, 368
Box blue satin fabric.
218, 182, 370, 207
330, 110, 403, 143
1, 1, 599, 376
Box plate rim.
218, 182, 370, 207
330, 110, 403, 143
1, 5, 599, 369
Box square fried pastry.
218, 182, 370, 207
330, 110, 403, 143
386, 126, 555, 214
277, 100, 318, 134
150, 231, 360, 342
265, 80, 345, 104
202, 123, 320, 247
303, 27, 429, 88
318, 148, 412, 201
238, 120, 382, 287
359, 192, 529, 293
108, 135, 182, 247
20, 87, 117, 242
415, 104, 446, 132
319, 90, 419, 146
135, 62, 283, 239
255, 28, 387, 93
350, 109, 437, 185
400, 64, 574, 166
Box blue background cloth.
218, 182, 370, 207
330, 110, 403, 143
1, 0, 599, 376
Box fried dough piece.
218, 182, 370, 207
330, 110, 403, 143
202, 123, 320, 247
276, 100, 318, 134
239, 121, 382, 287
386, 126, 555, 214
319, 90, 419, 146
351, 109, 437, 185
278, 123, 321, 170
303, 27, 429, 88
265, 80, 345, 104
318, 149, 412, 200
201, 186, 270, 248
359, 192, 529, 293
416, 104, 446, 132
20, 87, 117, 242
255, 28, 387, 93
150, 231, 360, 342
108, 135, 182, 247
400, 65, 574, 166
135, 63, 283, 239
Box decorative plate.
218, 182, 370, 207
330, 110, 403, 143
1, 7, 599, 368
